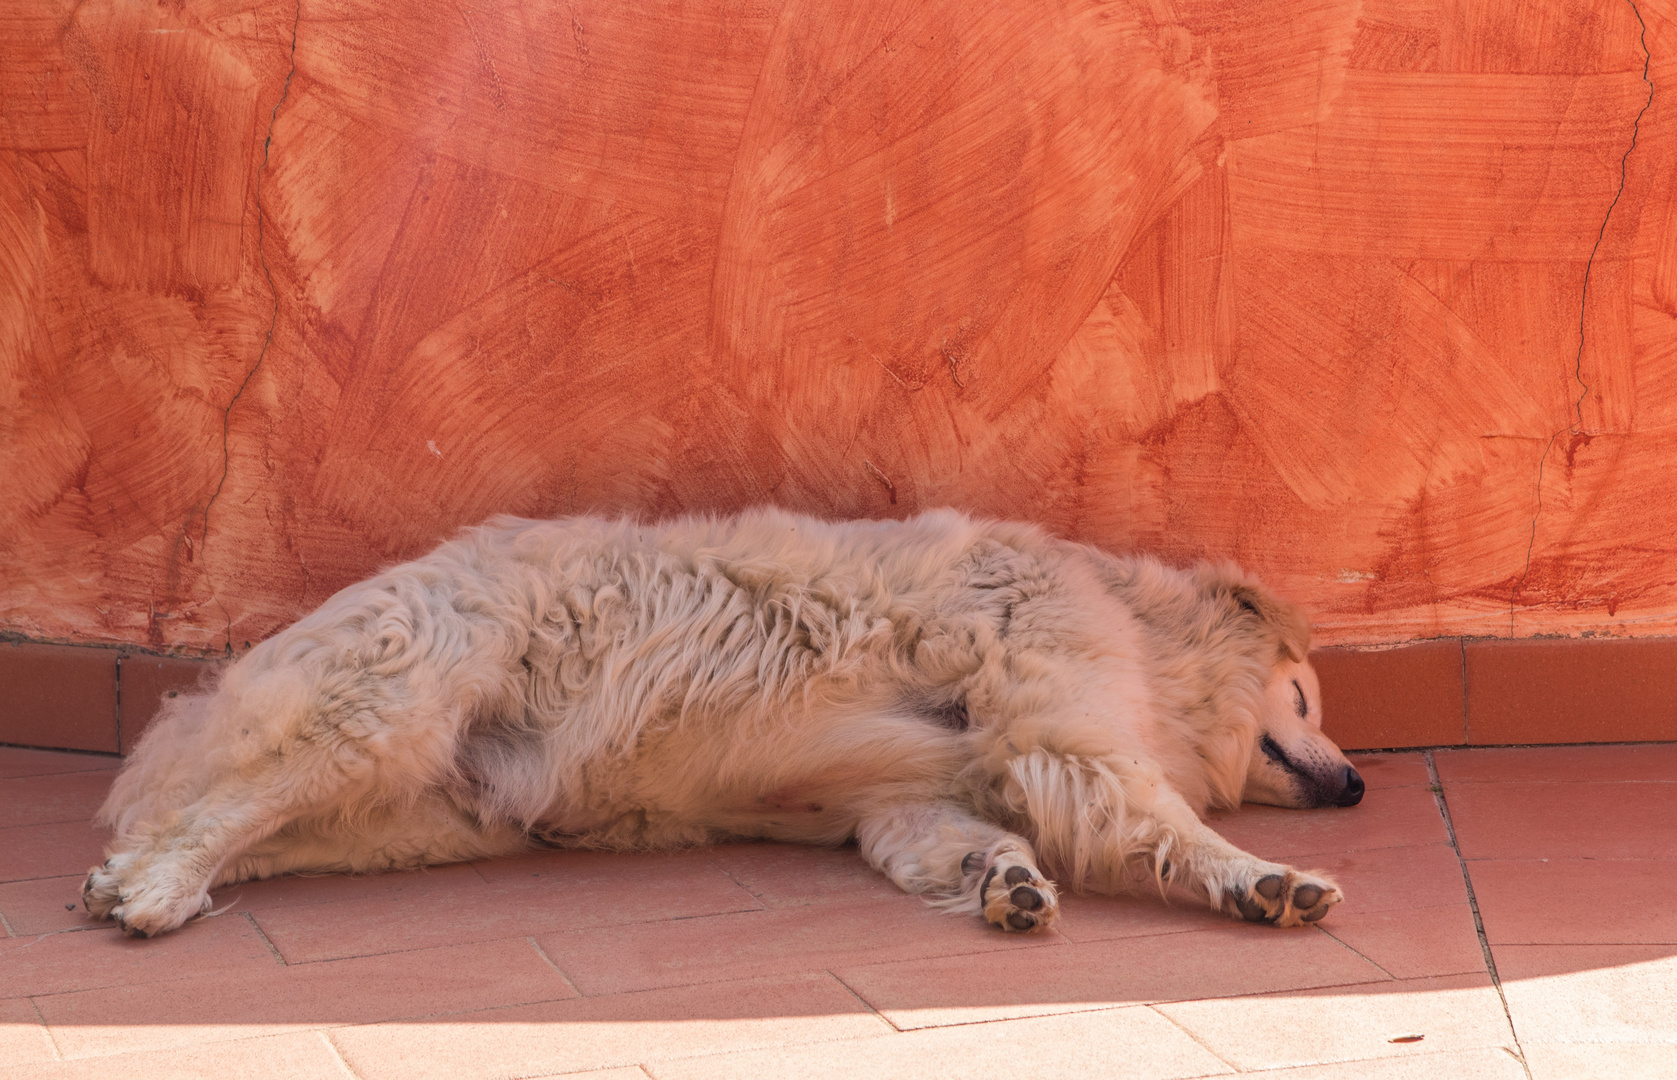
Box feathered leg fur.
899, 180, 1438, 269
856, 802, 1059, 932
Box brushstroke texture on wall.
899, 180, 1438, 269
2, 0, 1672, 656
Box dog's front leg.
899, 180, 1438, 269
1128, 786, 1344, 927
1162, 799, 1344, 926
1005, 751, 1342, 927
855, 802, 1059, 932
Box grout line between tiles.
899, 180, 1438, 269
1425, 751, 1533, 1080
321, 1028, 369, 1080
242, 910, 289, 965
1312, 923, 1398, 981
315, 1028, 361, 1078
1459, 637, 1469, 745
526, 936, 584, 997
28, 995, 65, 1061
113, 656, 123, 757
1147, 1002, 1245, 1073
823, 967, 901, 1033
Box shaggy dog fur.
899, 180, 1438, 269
86, 508, 1364, 939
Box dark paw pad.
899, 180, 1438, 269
1293, 884, 1324, 909
1232, 891, 1274, 923
962, 851, 987, 874
980, 859, 1058, 932
1255, 874, 1285, 901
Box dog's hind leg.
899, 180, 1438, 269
855, 802, 1059, 933
87, 603, 516, 937
215, 793, 529, 884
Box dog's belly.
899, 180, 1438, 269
521, 705, 973, 849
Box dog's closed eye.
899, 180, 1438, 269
1292, 679, 1307, 718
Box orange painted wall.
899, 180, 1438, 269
2, 0, 1673, 658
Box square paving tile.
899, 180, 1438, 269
213, 862, 487, 916
36, 936, 577, 1060
1346, 751, 1433, 790
0, 874, 101, 936
653, 1003, 1230, 1080
0, 1030, 352, 1080
1494, 944, 1677, 1045
1293, 842, 1470, 916
0, 748, 120, 780
1442, 781, 1677, 860
538, 895, 1056, 996
1154, 973, 1514, 1072
251, 853, 763, 963
1230, 1047, 1529, 1079
703, 840, 904, 908
0, 997, 56, 1067
1051, 889, 1234, 944
1435, 744, 1677, 785
0, 771, 113, 830
1470, 858, 1677, 945
1, 913, 280, 999
832, 924, 1389, 1029
327, 971, 887, 1080
1522, 1041, 1677, 1080
0, 820, 110, 884
1208, 784, 1448, 861
1318, 903, 1487, 980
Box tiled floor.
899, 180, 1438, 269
2, 743, 1673, 1080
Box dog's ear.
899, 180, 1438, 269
1230, 582, 1311, 663
1198, 564, 1311, 663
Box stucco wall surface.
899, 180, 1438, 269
2, 0, 1674, 656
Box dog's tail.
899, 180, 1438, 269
98, 668, 228, 838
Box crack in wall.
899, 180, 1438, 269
198, 0, 303, 656
1509, 1, 1653, 637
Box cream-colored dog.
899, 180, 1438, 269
86, 508, 1362, 938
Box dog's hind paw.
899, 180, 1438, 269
83, 855, 212, 938
82, 858, 126, 921
980, 857, 1059, 933
1224, 868, 1341, 927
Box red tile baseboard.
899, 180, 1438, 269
1313, 640, 1466, 750
1463, 637, 1677, 745
1318, 637, 1677, 749
0, 642, 120, 753
0, 642, 212, 756
116, 653, 220, 753
1, 638, 1673, 754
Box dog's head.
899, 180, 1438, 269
1244, 655, 1364, 808
1201, 569, 1364, 810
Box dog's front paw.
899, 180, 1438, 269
979, 858, 1059, 933
1224, 868, 1341, 927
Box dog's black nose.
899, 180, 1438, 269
1336, 766, 1365, 807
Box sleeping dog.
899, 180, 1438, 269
87, 508, 1361, 938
